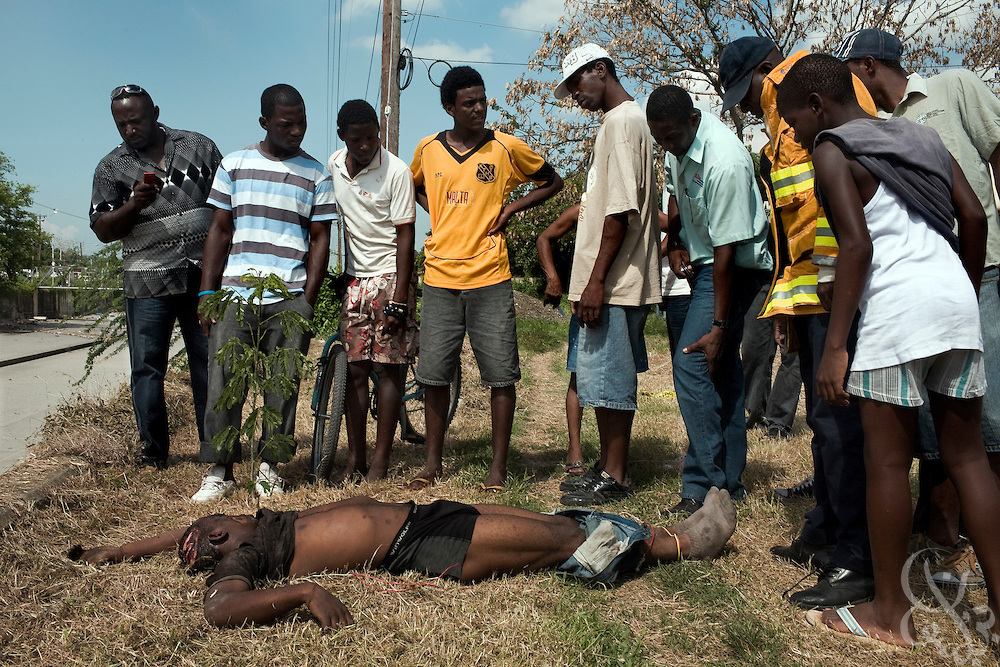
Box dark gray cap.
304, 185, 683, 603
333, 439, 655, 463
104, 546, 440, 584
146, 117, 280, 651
718, 37, 776, 112
832, 29, 902, 62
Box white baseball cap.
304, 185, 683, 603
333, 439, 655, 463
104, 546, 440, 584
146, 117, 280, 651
554, 43, 612, 100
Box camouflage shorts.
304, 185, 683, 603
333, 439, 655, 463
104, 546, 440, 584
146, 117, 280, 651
338, 272, 418, 364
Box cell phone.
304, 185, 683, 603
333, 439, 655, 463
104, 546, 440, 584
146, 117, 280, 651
682, 266, 695, 280
143, 172, 156, 185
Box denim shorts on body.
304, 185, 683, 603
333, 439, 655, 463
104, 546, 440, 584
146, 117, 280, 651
847, 349, 986, 407
416, 281, 520, 387
575, 305, 649, 410
566, 313, 580, 373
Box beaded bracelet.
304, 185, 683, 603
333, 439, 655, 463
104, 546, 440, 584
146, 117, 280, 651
383, 301, 407, 319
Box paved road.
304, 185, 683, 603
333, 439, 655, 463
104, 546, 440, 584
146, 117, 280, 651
0, 317, 131, 474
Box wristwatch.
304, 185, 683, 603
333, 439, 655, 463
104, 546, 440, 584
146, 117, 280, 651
712, 319, 728, 330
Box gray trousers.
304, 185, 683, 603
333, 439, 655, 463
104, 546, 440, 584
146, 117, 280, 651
200, 294, 313, 465
741, 285, 801, 431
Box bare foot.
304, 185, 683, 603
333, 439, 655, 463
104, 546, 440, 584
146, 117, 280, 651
808, 603, 915, 648
482, 470, 506, 489
401, 468, 439, 491
365, 466, 388, 483
678, 487, 736, 560
332, 466, 367, 485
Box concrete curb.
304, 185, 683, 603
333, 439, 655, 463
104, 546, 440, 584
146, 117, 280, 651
0, 463, 83, 530
0, 340, 95, 368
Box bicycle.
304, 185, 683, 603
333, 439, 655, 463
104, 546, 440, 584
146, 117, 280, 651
310, 333, 461, 483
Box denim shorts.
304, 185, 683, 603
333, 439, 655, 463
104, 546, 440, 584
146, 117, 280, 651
416, 281, 520, 387
566, 313, 580, 373
576, 305, 649, 410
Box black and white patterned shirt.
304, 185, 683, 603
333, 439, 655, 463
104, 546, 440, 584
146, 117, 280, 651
90, 125, 222, 298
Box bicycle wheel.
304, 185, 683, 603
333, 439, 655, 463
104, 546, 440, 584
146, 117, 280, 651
399, 362, 461, 444
311, 340, 347, 482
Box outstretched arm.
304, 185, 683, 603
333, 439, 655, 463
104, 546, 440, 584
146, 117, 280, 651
203, 578, 353, 629
70, 526, 189, 565
536, 203, 579, 304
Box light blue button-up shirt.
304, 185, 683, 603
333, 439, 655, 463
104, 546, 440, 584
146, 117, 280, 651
665, 111, 772, 270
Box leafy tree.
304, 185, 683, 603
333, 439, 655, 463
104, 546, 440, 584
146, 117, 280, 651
501, 0, 998, 167
0, 152, 48, 290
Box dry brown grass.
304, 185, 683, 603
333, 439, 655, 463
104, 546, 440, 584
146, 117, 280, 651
0, 318, 994, 666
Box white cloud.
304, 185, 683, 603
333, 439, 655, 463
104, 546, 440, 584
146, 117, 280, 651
500, 0, 567, 30
413, 39, 494, 65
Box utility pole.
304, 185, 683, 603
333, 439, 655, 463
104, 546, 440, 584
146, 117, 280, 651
379, 0, 402, 154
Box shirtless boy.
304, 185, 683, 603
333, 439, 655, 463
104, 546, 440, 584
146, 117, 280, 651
776, 53, 1000, 648
71, 489, 737, 629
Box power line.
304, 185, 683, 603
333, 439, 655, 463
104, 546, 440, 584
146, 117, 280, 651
411, 55, 531, 67
32, 204, 89, 221
365, 0, 382, 100
409, 12, 543, 34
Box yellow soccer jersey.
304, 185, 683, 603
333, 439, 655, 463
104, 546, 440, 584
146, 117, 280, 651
411, 130, 553, 289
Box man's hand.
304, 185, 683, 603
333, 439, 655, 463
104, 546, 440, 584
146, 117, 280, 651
577, 279, 605, 327
487, 205, 513, 236
668, 247, 693, 279
68, 545, 125, 565
683, 327, 724, 378
382, 311, 402, 336
543, 275, 563, 307
306, 584, 354, 629
816, 348, 851, 406
773, 315, 797, 353
131, 181, 159, 209
817, 282, 834, 312
198, 294, 216, 336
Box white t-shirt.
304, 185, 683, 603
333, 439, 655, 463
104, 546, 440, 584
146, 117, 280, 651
568, 100, 660, 306
851, 182, 982, 371
329, 146, 416, 276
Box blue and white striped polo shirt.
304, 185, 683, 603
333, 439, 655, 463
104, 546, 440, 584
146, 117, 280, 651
208, 144, 338, 304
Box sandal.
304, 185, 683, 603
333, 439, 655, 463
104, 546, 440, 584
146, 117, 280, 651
564, 460, 586, 476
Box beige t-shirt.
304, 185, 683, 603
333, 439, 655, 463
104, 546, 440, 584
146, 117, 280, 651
569, 100, 660, 306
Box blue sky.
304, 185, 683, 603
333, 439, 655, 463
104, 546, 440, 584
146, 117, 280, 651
0, 0, 571, 255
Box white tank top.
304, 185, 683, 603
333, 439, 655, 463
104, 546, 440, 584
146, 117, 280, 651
851, 182, 982, 371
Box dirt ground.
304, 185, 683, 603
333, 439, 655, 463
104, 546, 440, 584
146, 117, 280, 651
0, 302, 994, 666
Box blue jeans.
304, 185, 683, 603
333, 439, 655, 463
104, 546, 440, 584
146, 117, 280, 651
795, 313, 871, 574
660, 294, 691, 357
125, 290, 209, 464
675, 266, 765, 501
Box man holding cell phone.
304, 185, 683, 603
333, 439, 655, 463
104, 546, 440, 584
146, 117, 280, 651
90, 84, 222, 470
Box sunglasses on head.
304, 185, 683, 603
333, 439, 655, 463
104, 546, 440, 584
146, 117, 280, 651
110, 84, 147, 100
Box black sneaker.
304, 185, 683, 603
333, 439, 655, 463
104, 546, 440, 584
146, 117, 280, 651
771, 475, 815, 503
560, 470, 633, 506
665, 497, 703, 517
559, 465, 600, 492
770, 537, 834, 569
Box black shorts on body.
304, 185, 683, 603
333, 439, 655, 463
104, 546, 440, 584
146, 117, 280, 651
382, 500, 480, 580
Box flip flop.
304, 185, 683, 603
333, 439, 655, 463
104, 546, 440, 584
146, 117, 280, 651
564, 461, 586, 475
479, 482, 505, 494
805, 607, 912, 650
401, 477, 433, 491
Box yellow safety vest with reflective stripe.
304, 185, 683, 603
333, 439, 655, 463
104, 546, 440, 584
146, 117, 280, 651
757, 51, 878, 318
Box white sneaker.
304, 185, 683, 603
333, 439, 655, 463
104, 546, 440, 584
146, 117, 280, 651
191, 473, 235, 503
255, 462, 285, 498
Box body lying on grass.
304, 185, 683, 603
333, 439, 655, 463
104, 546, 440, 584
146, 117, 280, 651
69, 488, 737, 629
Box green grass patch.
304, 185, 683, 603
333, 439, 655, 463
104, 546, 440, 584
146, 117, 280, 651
518, 317, 569, 354
649, 563, 795, 666
545, 587, 647, 666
